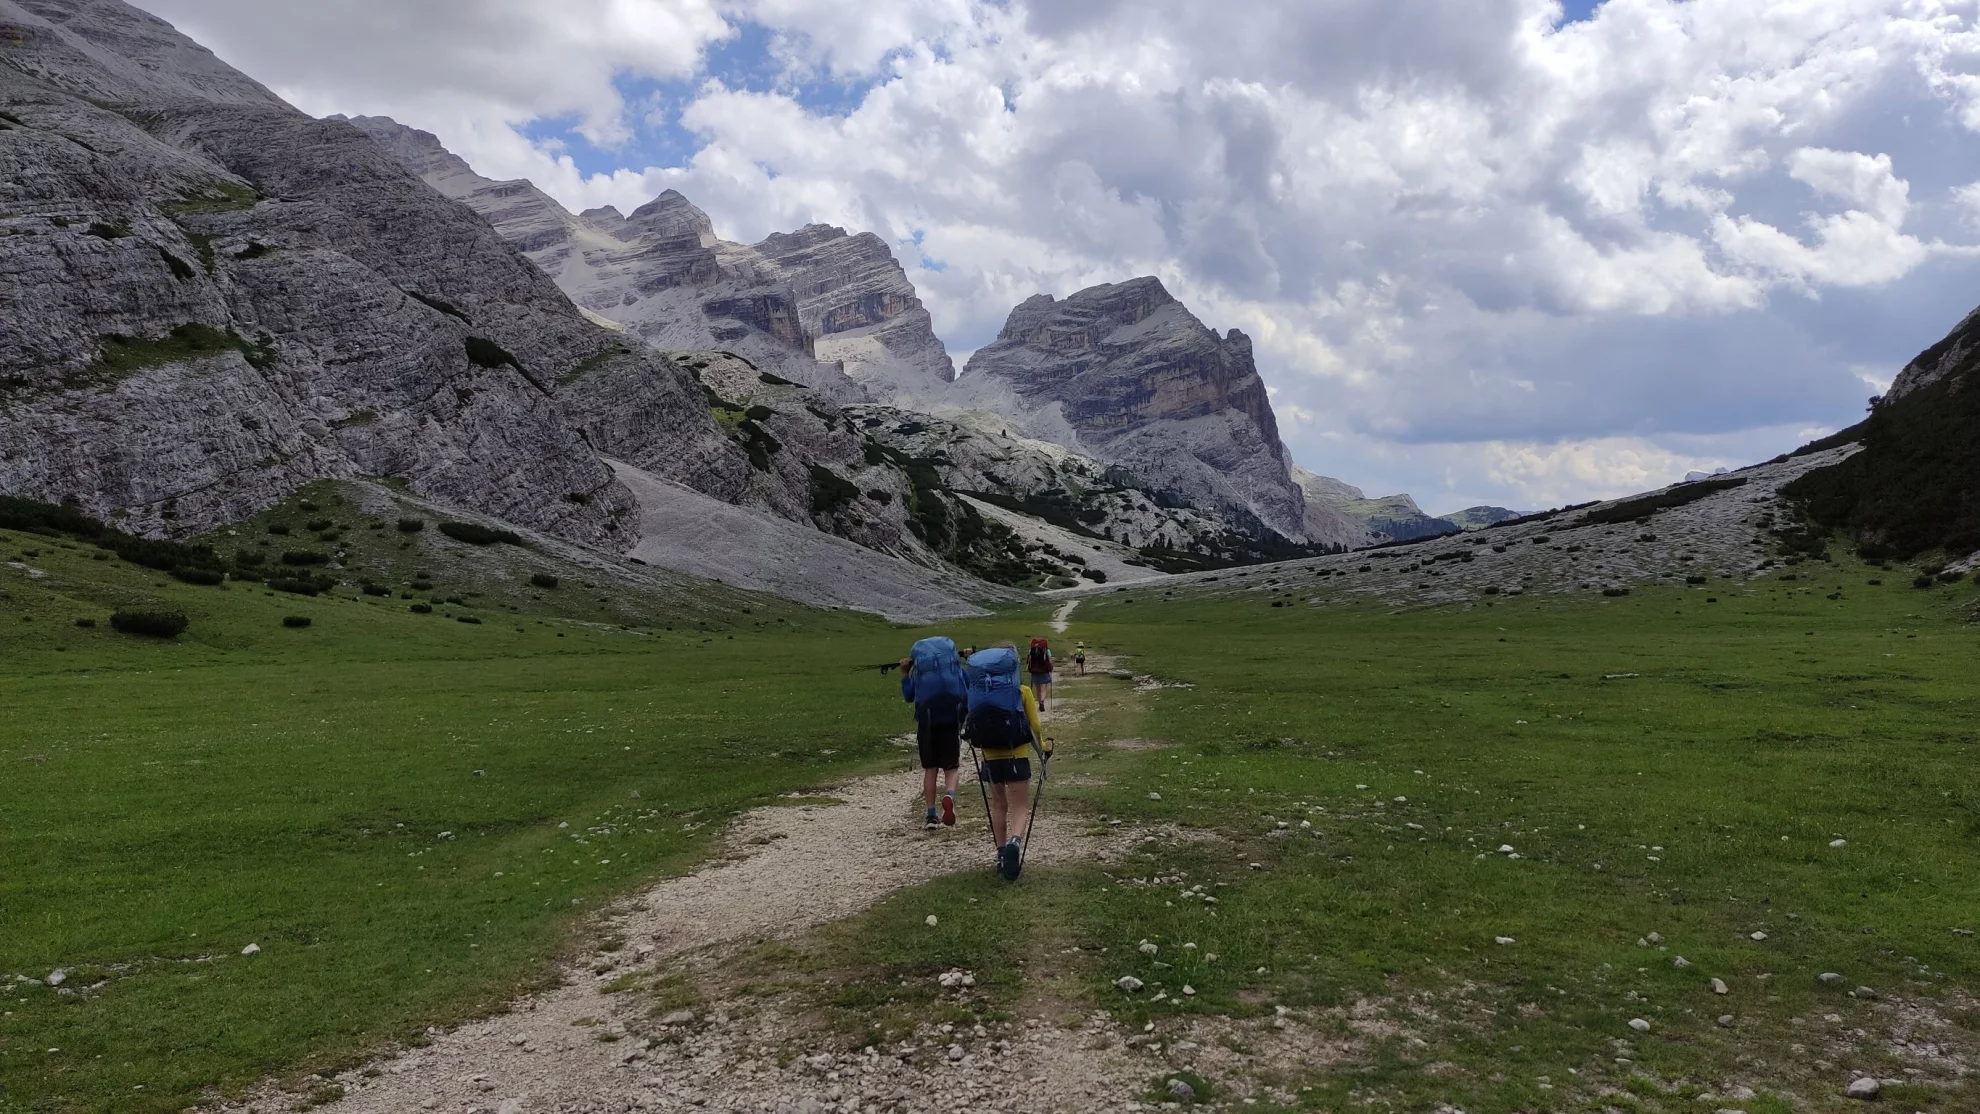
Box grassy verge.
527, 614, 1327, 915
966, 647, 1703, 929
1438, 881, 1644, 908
0, 513, 962, 1113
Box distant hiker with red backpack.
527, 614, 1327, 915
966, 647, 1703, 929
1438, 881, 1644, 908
1026, 637, 1054, 712
963, 645, 1050, 880
901, 636, 967, 829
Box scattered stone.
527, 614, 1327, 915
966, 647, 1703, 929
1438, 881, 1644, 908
1646, 932, 1663, 945
1139, 941, 1159, 957
241, 943, 260, 956
925, 915, 939, 927
1829, 838, 1847, 848
1182, 985, 1196, 996
1494, 936, 1515, 945
496, 1100, 524, 1114
1819, 972, 1845, 987
1166, 1078, 1196, 1102
45, 970, 65, 987
1628, 1018, 1651, 1033
1673, 956, 1690, 968
1116, 976, 1144, 992
1147, 792, 1162, 801
1711, 978, 1729, 995
946, 1044, 965, 1063
1844, 1076, 1881, 1100
1717, 1014, 1736, 1027
657, 1009, 695, 1026
1750, 931, 1768, 941
1851, 986, 1877, 1000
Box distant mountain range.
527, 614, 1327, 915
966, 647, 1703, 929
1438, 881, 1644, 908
8, 0, 1960, 616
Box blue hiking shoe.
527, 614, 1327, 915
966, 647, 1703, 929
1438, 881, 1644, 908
998, 836, 1023, 881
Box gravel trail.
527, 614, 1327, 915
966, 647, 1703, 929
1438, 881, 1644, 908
214, 727, 1148, 1114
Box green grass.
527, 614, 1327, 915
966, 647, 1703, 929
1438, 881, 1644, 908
9, 498, 1980, 1114
738, 566, 1980, 1111
0, 508, 954, 1113
1030, 567, 1980, 1110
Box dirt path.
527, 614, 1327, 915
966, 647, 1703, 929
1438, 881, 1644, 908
1049, 599, 1079, 633
213, 632, 1239, 1114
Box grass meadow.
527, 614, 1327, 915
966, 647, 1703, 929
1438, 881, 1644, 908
5, 519, 1979, 1113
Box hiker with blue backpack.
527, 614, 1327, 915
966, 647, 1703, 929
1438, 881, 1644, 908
963, 644, 1052, 880
901, 636, 968, 828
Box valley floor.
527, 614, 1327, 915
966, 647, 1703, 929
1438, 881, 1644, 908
5, 527, 1980, 1114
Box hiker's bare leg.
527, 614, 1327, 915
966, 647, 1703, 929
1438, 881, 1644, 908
1005, 780, 1033, 843
988, 782, 1010, 845
943, 767, 960, 797
922, 767, 939, 810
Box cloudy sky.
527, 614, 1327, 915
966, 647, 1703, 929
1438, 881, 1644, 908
135, 0, 1980, 515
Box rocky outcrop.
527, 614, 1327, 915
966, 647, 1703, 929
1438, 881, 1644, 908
1292, 468, 1459, 543
344, 117, 956, 402
1883, 304, 1980, 403
851, 405, 1316, 568
0, 0, 759, 544
955, 277, 1310, 543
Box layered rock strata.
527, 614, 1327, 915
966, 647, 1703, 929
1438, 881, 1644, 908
0, 0, 745, 544
343, 117, 955, 402
955, 277, 1310, 543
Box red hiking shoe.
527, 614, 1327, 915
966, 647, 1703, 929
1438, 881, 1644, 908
941, 795, 957, 827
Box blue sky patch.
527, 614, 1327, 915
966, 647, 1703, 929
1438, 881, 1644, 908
517, 19, 888, 178
1556, 0, 1604, 25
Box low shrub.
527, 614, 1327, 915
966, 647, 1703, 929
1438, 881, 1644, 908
304, 518, 332, 532
397, 517, 424, 533
268, 577, 325, 596
529, 573, 559, 589
437, 521, 521, 546
266, 523, 290, 535
1483, 586, 1501, 595
457, 615, 482, 625
280, 550, 329, 566
409, 580, 434, 591
74, 618, 96, 628
1939, 569, 1968, 583
1602, 587, 1630, 597
1686, 575, 1708, 584
109, 610, 188, 638
171, 567, 224, 586
1914, 575, 1935, 589
282, 616, 312, 628
235, 550, 265, 567
409, 603, 433, 614
1080, 568, 1109, 583
361, 583, 391, 597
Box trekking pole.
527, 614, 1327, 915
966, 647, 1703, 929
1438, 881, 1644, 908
964, 734, 998, 852
1017, 739, 1052, 873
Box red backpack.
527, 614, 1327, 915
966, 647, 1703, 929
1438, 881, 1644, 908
1027, 639, 1051, 675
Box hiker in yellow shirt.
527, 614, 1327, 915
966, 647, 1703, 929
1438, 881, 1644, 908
963, 644, 1051, 880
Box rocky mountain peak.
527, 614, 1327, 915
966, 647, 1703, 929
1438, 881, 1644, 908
624, 189, 715, 245
958, 275, 1306, 540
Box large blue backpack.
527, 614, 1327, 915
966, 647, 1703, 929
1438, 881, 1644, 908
964, 646, 1031, 749
907, 636, 967, 726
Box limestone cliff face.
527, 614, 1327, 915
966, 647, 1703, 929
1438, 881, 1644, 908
344, 117, 955, 402
0, 0, 747, 543
956, 277, 1309, 542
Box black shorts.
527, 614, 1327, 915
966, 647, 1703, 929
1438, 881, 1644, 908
917, 721, 961, 770
982, 756, 1032, 784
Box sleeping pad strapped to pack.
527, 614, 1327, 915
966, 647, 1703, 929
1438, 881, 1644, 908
964, 646, 1032, 751
906, 636, 967, 726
